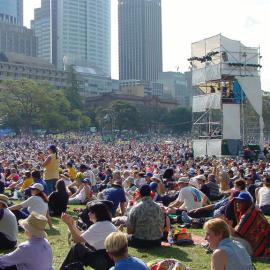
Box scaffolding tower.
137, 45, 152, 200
190, 34, 263, 157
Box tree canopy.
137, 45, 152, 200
0, 79, 90, 134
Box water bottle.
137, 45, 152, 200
168, 229, 174, 246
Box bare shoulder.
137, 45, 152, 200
213, 248, 227, 258
212, 249, 227, 270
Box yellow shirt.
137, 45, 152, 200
20, 177, 33, 191
44, 153, 60, 180
68, 167, 77, 181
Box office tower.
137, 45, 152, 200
118, 0, 163, 81
0, 0, 23, 25
31, 0, 111, 76
0, 0, 36, 56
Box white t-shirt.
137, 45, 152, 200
84, 170, 96, 186
258, 186, 270, 207
177, 186, 204, 211
81, 221, 117, 250
21, 196, 48, 216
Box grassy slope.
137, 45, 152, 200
1, 205, 270, 269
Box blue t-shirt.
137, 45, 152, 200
104, 186, 126, 215
110, 256, 149, 270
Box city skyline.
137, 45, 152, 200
24, 0, 269, 91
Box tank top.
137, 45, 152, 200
44, 154, 60, 180
217, 238, 253, 270
258, 186, 270, 207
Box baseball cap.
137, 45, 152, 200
29, 183, 44, 192
149, 182, 158, 191
82, 178, 91, 184
235, 192, 252, 203
145, 172, 153, 177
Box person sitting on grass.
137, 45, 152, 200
0, 195, 18, 250
8, 183, 53, 229
166, 177, 207, 218
68, 178, 93, 205
0, 212, 53, 270
60, 201, 117, 270
105, 231, 150, 270
204, 218, 253, 270
127, 184, 164, 248
48, 179, 69, 216
224, 191, 270, 257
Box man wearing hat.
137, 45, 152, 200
167, 177, 207, 216
127, 184, 164, 248
0, 195, 18, 249
0, 212, 53, 270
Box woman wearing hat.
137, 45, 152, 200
0, 212, 53, 270
0, 195, 18, 250
8, 183, 53, 229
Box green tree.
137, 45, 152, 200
111, 101, 140, 133
0, 79, 87, 133
65, 66, 83, 110
162, 107, 192, 134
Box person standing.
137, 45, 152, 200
43, 145, 60, 194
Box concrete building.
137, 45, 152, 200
85, 93, 178, 111
119, 80, 163, 97
0, 23, 37, 56
158, 71, 196, 107
158, 72, 191, 107
0, 0, 23, 26
31, 0, 111, 76
70, 65, 112, 97
0, 52, 69, 89
118, 0, 163, 81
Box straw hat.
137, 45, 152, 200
0, 194, 9, 207
19, 212, 48, 238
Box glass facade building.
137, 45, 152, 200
32, 0, 111, 76
0, 0, 23, 25
118, 0, 163, 81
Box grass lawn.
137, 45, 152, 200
1, 205, 270, 269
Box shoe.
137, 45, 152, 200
181, 211, 192, 224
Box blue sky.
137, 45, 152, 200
24, 0, 269, 91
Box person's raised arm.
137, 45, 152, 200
61, 213, 84, 243
43, 156, 52, 167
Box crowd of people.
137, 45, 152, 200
0, 134, 270, 269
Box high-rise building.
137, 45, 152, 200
0, 0, 23, 26
31, 0, 111, 76
118, 0, 163, 81
0, 0, 36, 57
0, 23, 37, 56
